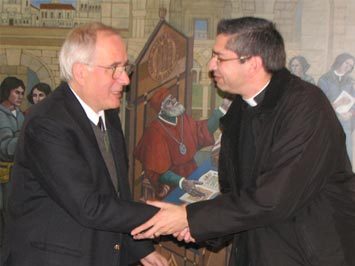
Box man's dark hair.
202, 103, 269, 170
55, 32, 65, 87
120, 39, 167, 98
0, 76, 25, 103
217, 17, 286, 73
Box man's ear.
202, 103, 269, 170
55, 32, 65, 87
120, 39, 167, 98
72, 62, 86, 86
249, 56, 263, 72
245, 56, 264, 79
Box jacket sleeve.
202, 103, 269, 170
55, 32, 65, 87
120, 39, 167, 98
0, 112, 19, 161
24, 116, 159, 233
125, 235, 155, 264
187, 88, 349, 242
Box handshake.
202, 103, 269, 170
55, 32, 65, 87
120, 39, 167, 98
131, 201, 196, 243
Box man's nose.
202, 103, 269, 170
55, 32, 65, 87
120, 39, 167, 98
208, 57, 217, 71
118, 71, 130, 85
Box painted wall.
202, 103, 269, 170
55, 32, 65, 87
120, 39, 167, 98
1, 0, 355, 160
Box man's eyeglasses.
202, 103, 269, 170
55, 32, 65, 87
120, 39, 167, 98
86, 63, 135, 79
211, 51, 251, 65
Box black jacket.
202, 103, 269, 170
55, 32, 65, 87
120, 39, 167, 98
187, 69, 355, 266
3, 83, 158, 266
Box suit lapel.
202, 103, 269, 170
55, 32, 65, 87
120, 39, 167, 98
61, 83, 98, 144
61, 83, 131, 199
219, 97, 243, 194
60, 83, 118, 195
105, 110, 131, 200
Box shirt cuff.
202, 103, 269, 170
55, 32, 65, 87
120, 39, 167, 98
179, 177, 186, 189
218, 106, 227, 114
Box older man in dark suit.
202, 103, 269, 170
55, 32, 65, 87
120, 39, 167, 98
3, 22, 167, 266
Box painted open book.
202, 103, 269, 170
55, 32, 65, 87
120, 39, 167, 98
334, 90, 354, 114
179, 170, 220, 203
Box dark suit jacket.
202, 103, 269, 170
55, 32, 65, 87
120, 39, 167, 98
3, 82, 158, 266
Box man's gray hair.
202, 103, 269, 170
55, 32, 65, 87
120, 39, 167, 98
59, 22, 120, 81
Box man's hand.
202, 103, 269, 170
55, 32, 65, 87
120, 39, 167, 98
131, 201, 188, 239
173, 227, 196, 243
140, 251, 168, 266
181, 179, 205, 197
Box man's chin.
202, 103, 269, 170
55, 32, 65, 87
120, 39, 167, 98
213, 78, 225, 89
215, 82, 226, 91
106, 99, 121, 110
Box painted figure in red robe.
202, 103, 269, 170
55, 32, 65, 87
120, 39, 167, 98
135, 87, 229, 199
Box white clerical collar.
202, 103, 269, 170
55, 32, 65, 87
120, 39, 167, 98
334, 70, 344, 81
243, 80, 270, 107
334, 70, 344, 77
69, 86, 106, 130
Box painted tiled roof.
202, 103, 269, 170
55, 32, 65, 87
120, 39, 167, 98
40, 4, 75, 10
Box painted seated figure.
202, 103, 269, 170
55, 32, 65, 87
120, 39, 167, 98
134, 87, 229, 199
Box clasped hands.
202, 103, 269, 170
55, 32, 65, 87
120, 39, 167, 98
131, 201, 196, 243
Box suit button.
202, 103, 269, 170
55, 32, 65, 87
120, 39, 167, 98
113, 244, 120, 251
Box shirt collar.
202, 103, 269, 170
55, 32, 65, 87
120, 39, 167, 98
158, 113, 178, 126
243, 80, 270, 107
334, 70, 345, 81
334, 70, 344, 77
69, 86, 106, 130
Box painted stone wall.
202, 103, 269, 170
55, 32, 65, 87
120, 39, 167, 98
1, 0, 354, 123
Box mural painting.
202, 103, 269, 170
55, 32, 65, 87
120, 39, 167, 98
1, 1, 355, 265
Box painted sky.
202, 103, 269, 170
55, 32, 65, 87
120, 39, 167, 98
31, 0, 77, 8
